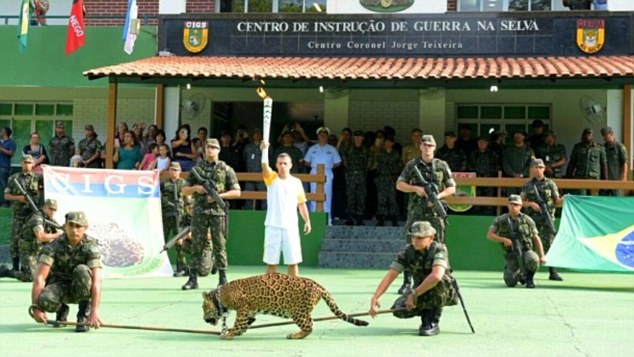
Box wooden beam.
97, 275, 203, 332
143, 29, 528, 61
105, 82, 118, 169
155, 84, 165, 129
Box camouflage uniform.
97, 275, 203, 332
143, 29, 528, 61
489, 213, 540, 287
602, 140, 628, 196
5, 171, 40, 264
343, 145, 369, 221
536, 143, 567, 178
398, 158, 455, 243
467, 149, 500, 203
160, 177, 187, 268
13, 212, 60, 282
175, 211, 193, 269
436, 146, 466, 173
35, 234, 101, 313
390, 241, 458, 319
502, 145, 534, 195
48, 134, 75, 166
567, 142, 606, 195
187, 160, 240, 275
77, 137, 103, 169
375, 149, 402, 219
521, 178, 559, 253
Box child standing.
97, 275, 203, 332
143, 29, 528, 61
139, 143, 159, 170
153, 144, 171, 173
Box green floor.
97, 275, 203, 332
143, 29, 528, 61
1, 267, 633, 356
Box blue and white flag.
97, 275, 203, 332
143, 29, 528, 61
123, 0, 138, 54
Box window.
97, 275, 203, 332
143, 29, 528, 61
456, 104, 551, 145
458, 0, 564, 11
221, 0, 327, 13
0, 102, 73, 165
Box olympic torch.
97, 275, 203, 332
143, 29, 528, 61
257, 87, 273, 144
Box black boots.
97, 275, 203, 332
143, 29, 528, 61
76, 301, 91, 332
419, 308, 440, 336
12, 257, 19, 273
525, 271, 535, 289
397, 271, 412, 294
182, 269, 199, 290
53, 303, 69, 328
172, 263, 189, 277
218, 270, 227, 286
549, 267, 563, 281
0, 264, 11, 278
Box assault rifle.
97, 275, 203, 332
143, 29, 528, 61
532, 185, 557, 235
190, 168, 226, 210
451, 278, 475, 334
412, 165, 447, 220
507, 217, 527, 283
160, 226, 192, 253
12, 177, 63, 231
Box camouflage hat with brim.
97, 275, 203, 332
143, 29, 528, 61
508, 194, 523, 205
65, 211, 88, 226
44, 199, 58, 210
420, 135, 436, 147
601, 126, 613, 135
22, 154, 34, 163
408, 221, 436, 237
169, 162, 181, 171
205, 138, 220, 149
531, 158, 545, 168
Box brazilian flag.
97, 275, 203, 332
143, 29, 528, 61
547, 195, 634, 272
17, 0, 30, 52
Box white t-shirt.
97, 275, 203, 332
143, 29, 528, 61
263, 171, 306, 230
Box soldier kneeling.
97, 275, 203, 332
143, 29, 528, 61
369, 221, 458, 336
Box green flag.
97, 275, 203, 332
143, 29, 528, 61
17, 0, 30, 52
546, 195, 634, 272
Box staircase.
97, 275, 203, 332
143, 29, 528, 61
318, 224, 406, 269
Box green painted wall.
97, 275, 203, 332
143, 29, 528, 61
0, 26, 156, 87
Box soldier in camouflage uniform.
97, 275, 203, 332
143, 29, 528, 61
369, 221, 458, 336
467, 136, 500, 214
342, 130, 369, 225
535, 131, 567, 178
503, 131, 535, 195
600, 126, 628, 196
48, 121, 75, 166
0, 199, 62, 282
375, 137, 402, 226
181, 138, 241, 290
30, 211, 103, 332
160, 162, 188, 276
566, 128, 607, 195
396, 135, 455, 293
3, 155, 41, 275
77, 125, 103, 168
487, 195, 546, 289
436, 131, 466, 173
521, 159, 563, 281
173, 196, 194, 276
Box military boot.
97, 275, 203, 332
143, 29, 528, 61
525, 271, 535, 289
172, 263, 188, 277
53, 303, 69, 328
218, 269, 228, 286
182, 269, 199, 290
11, 257, 20, 273
397, 271, 412, 294
76, 301, 91, 332
548, 267, 563, 281
418, 309, 439, 336
0, 264, 11, 278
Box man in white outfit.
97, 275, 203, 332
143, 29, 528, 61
304, 126, 342, 224
261, 141, 312, 276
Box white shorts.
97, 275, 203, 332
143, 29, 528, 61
263, 226, 302, 265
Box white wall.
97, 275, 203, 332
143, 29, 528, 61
327, 0, 446, 14
608, 0, 634, 11
159, 0, 186, 14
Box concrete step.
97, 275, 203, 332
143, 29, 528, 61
325, 225, 404, 240
321, 238, 405, 253
318, 251, 394, 269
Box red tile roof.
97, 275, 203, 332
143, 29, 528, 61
84, 55, 634, 81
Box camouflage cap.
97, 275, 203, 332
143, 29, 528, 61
65, 211, 88, 226
55, 121, 65, 128
205, 138, 220, 149
508, 194, 523, 205
22, 154, 34, 163
444, 131, 456, 137
531, 158, 545, 168
84, 124, 94, 131
408, 221, 436, 237
353, 130, 364, 137
169, 162, 181, 171
601, 126, 613, 135
420, 135, 436, 146
44, 198, 57, 209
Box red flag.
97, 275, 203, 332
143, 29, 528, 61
65, 0, 85, 55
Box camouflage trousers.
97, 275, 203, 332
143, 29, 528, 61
392, 275, 458, 319
404, 214, 446, 243
345, 171, 366, 217
11, 246, 39, 282
534, 219, 555, 254
503, 249, 540, 287
376, 175, 399, 217
162, 215, 179, 242
10, 216, 28, 258
37, 264, 93, 312
175, 239, 192, 266
190, 213, 227, 276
